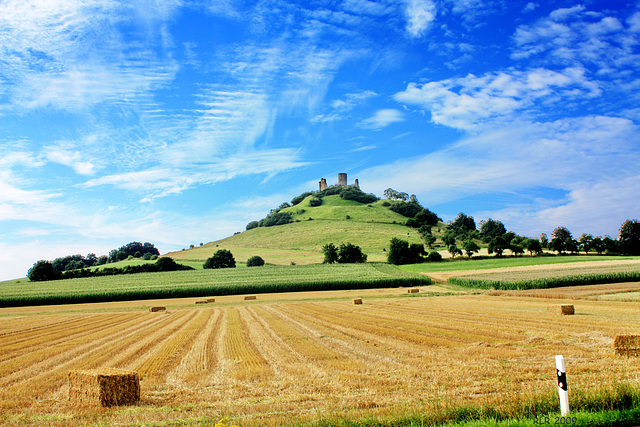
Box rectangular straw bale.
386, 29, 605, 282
353, 298, 363, 305
615, 335, 640, 357
407, 288, 419, 294
206, 298, 216, 303
548, 305, 574, 315
149, 306, 166, 312
69, 368, 139, 407
195, 300, 207, 304
244, 296, 257, 300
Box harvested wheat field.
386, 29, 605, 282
1, 289, 640, 426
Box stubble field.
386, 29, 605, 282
2, 285, 640, 426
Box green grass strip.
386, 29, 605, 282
448, 272, 640, 290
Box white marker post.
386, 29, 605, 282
555, 355, 569, 416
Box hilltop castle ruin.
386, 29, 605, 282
319, 173, 359, 191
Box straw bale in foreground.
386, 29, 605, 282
244, 296, 257, 300
615, 335, 640, 357
149, 306, 166, 312
407, 288, 419, 294
69, 368, 140, 407
353, 298, 363, 305
548, 305, 574, 315
206, 298, 216, 303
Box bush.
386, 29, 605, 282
389, 201, 422, 218
28, 260, 59, 282
204, 249, 236, 269
291, 191, 314, 205
246, 221, 260, 230
309, 197, 322, 207
427, 251, 442, 261
142, 253, 153, 260
247, 256, 265, 267
339, 187, 378, 204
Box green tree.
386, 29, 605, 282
565, 238, 578, 254
448, 244, 462, 258
524, 238, 542, 256
578, 234, 594, 254
462, 239, 480, 259
539, 233, 549, 249
619, 219, 640, 255
337, 242, 367, 263
27, 260, 59, 282
246, 256, 265, 267
552, 226, 572, 243
549, 237, 565, 254
203, 249, 236, 269
592, 237, 605, 255
479, 219, 507, 243
322, 243, 339, 264
488, 236, 508, 257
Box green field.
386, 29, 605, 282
167, 195, 428, 265
0, 263, 430, 307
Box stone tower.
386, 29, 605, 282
354, 179, 359, 189
338, 173, 347, 186
319, 178, 327, 191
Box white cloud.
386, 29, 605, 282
394, 68, 599, 129
358, 109, 405, 130
312, 90, 378, 123
356, 116, 640, 236
403, 0, 436, 38
82, 149, 308, 200
0, 0, 179, 112
44, 148, 96, 176
512, 6, 639, 77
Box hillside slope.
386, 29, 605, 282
168, 195, 435, 265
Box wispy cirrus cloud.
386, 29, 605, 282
0, 0, 179, 113
82, 149, 308, 201
358, 109, 405, 130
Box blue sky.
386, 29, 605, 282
1, 0, 639, 280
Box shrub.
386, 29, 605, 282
427, 251, 442, 261
246, 256, 265, 267
309, 197, 322, 207
339, 187, 378, 204
142, 253, 153, 260
291, 191, 314, 205
204, 249, 236, 269
246, 221, 259, 230
389, 201, 422, 218
259, 212, 293, 227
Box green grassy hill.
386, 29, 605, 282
168, 194, 438, 266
